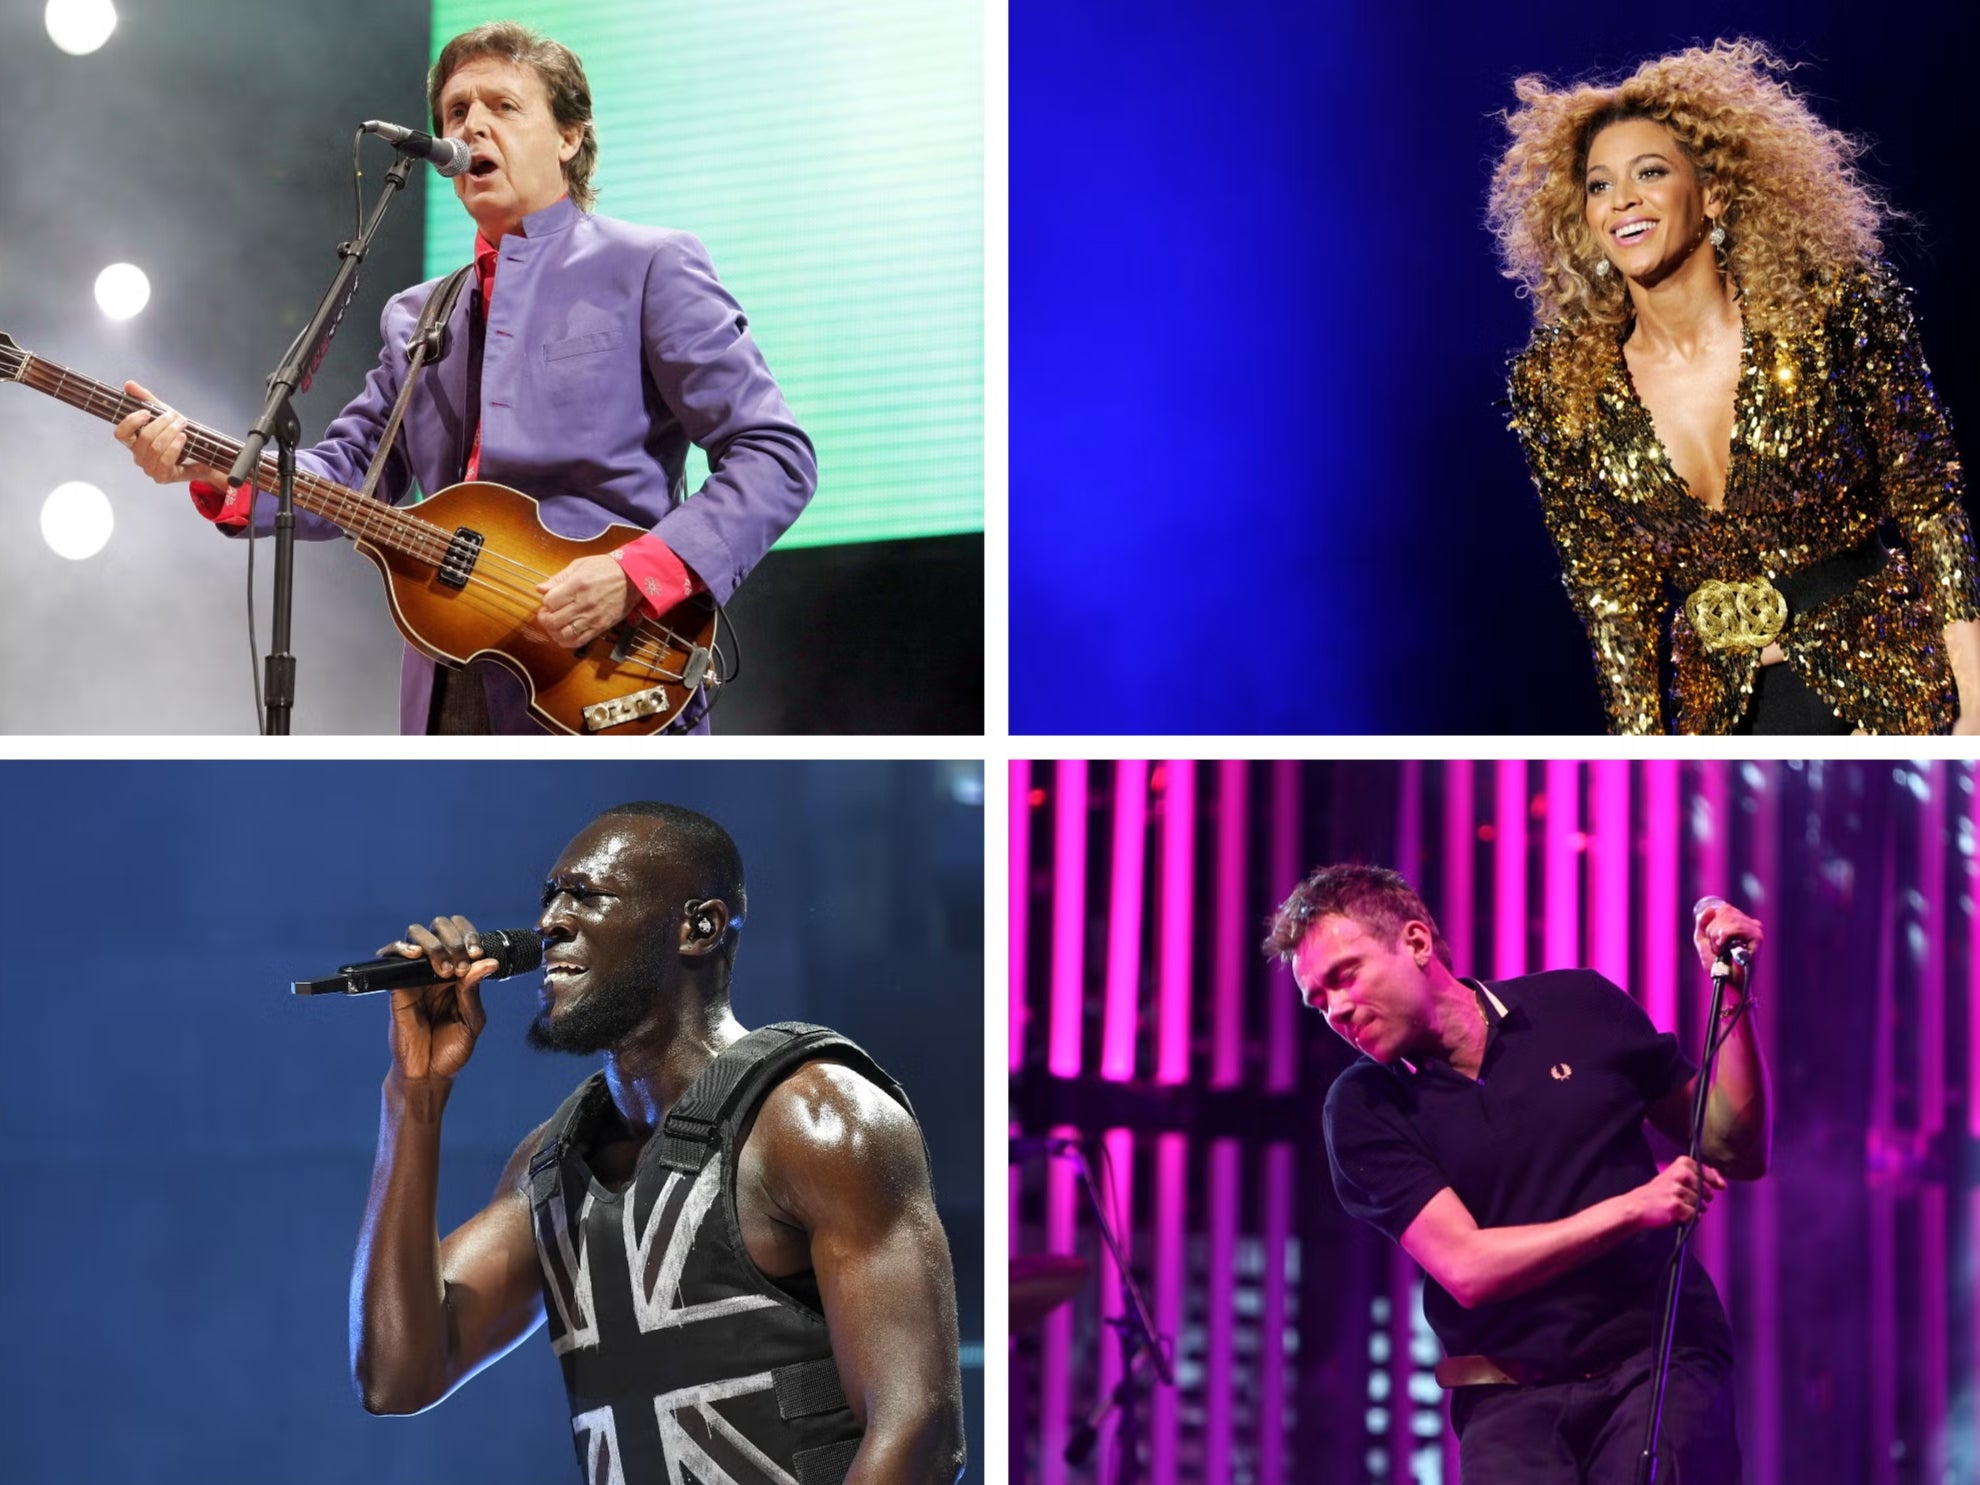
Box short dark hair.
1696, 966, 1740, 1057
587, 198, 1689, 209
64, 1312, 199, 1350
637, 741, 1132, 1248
1262, 863, 1453, 969
428, 21, 599, 210
598, 801, 747, 932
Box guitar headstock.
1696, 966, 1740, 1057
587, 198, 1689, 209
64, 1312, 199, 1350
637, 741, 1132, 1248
0, 331, 24, 383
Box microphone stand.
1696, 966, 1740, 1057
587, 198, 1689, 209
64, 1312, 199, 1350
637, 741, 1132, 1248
1060, 1144, 1171, 1482
229, 151, 418, 734
1633, 946, 1749, 1485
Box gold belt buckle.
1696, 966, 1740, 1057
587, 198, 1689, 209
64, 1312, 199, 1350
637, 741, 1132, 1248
1686, 577, 1787, 652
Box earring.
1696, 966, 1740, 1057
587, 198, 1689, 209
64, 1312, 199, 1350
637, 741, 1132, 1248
1708, 220, 1726, 249
1594, 259, 1611, 279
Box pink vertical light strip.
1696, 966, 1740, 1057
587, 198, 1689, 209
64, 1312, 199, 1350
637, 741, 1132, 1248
1039, 1124, 1081, 1485
1745, 764, 1780, 1485
1390, 762, 1422, 1485
1642, 762, 1680, 1034
1011, 761, 1032, 1073
1589, 761, 1631, 987
1495, 760, 1529, 979
1151, 1132, 1187, 1485
1544, 759, 1582, 970
1969, 763, 1979, 1471
1916, 763, 1949, 1483
1212, 762, 1251, 1090
1205, 1139, 1240, 1477
1259, 1144, 1293, 1485
1009, 1123, 1021, 1483
1869, 827, 1898, 1485
1970, 761, 1980, 1144
1443, 762, 1476, 972
1694, 761, 1731, 1305
1156, 762, 1198, 1086
1048, 761, 1089, 1079
1101, 761, 1151, 1082
1397, 760, 1423, 884
1094, 1128, 1135, 1464
1267, 763, 1302, 1092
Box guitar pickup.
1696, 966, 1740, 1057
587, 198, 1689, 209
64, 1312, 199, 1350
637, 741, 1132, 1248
681, 646, 711, 691
437, 526, 485, 589
583, 686, 672, 731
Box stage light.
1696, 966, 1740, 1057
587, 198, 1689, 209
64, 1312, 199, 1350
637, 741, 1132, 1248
40, 481, 115, 559
93, 262, 149, 320
44, 0, 117, 56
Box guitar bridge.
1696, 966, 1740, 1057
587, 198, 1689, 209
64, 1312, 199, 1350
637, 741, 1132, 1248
583, 685, 672, 732
437, 526, 484, 589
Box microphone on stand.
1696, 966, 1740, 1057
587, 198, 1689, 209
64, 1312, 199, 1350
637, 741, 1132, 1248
292, 927, 543, 995
360, 120, 472, 177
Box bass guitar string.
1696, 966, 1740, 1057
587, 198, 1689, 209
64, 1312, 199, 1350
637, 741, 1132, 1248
23, 358, 708, 675
157, 406, 707, 667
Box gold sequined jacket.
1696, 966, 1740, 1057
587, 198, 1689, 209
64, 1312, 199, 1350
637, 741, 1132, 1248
1507, 263, 1979, 734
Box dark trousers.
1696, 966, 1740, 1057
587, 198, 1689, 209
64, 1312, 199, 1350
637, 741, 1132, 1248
1453, 1348, 1741, 1484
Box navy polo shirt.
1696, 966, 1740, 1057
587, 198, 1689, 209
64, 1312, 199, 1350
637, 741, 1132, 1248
1322, 969, 1732, 1373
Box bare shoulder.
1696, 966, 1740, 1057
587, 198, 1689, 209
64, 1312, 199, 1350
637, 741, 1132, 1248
747, 1060, 927, 1211
758, 1061, 918, 1154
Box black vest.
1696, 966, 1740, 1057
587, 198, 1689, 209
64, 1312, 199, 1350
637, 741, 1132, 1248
528, 1022, 912, 1485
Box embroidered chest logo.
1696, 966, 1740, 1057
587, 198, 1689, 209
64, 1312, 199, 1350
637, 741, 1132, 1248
1550, 1063, 1573, 1081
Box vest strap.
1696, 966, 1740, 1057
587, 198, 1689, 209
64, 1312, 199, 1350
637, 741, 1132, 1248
792, 1436, 861, 1485
773, 1357, 850, 1420
657, 1021, 855, 1174
530, 1072, 608, 1210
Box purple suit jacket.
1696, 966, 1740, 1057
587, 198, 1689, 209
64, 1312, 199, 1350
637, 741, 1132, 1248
240, 197, 815, 732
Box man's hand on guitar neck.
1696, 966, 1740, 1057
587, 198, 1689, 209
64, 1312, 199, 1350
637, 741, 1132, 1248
115, 380, 232, 489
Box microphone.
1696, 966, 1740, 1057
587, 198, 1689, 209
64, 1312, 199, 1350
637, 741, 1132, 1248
1010, 1135, 1081, 1162
292, 927, 543, 996
360, 120, 472, 178
1692, 896, 1754, 970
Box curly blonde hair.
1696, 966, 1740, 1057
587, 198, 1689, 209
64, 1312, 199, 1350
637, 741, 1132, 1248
1487, 39, 1893, 378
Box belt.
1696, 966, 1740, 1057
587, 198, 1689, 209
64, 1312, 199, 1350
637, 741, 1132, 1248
1434, 1354, 1626, 1389
1684, 535, 1886, 653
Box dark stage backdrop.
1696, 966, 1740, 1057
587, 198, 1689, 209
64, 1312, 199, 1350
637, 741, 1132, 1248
1011, 1, 1980, 734
0, 761, 984, 1482
1009, 759, 1977, 1485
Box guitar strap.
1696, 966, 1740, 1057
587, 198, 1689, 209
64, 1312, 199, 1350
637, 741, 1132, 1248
357, 263, 475, 505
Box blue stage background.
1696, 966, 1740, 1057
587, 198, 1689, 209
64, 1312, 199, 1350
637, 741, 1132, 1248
0, 761, 983, 1481
1011, 1, 1979, 734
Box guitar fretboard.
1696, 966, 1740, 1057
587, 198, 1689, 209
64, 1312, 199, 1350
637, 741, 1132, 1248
0, 339, 451, 567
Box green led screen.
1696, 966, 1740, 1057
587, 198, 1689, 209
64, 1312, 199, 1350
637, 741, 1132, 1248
425, 1, 982, 549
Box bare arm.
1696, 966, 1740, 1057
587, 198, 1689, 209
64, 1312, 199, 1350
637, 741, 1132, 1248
349, 917, 548, 1414
751, 1064, 966, 1484
1947, 617, 1980, 735
1401, 1159, 1723, 1311
1647, 901, 1773, 1179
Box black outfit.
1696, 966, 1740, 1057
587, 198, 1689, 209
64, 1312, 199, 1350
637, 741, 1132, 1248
1731, 662, 1854, 736
529, 1022, 914, 1485
1323, 970, 1740, 1483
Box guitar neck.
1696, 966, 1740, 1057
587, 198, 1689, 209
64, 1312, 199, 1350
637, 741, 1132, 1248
4, 345, 433, 556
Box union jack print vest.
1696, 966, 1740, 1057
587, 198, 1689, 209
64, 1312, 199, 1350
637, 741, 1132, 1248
528, 1021, 912, 1485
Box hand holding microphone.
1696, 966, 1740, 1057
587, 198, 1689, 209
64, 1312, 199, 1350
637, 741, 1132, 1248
355, 915, 530, 1086
1691, 896, 1763, 988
